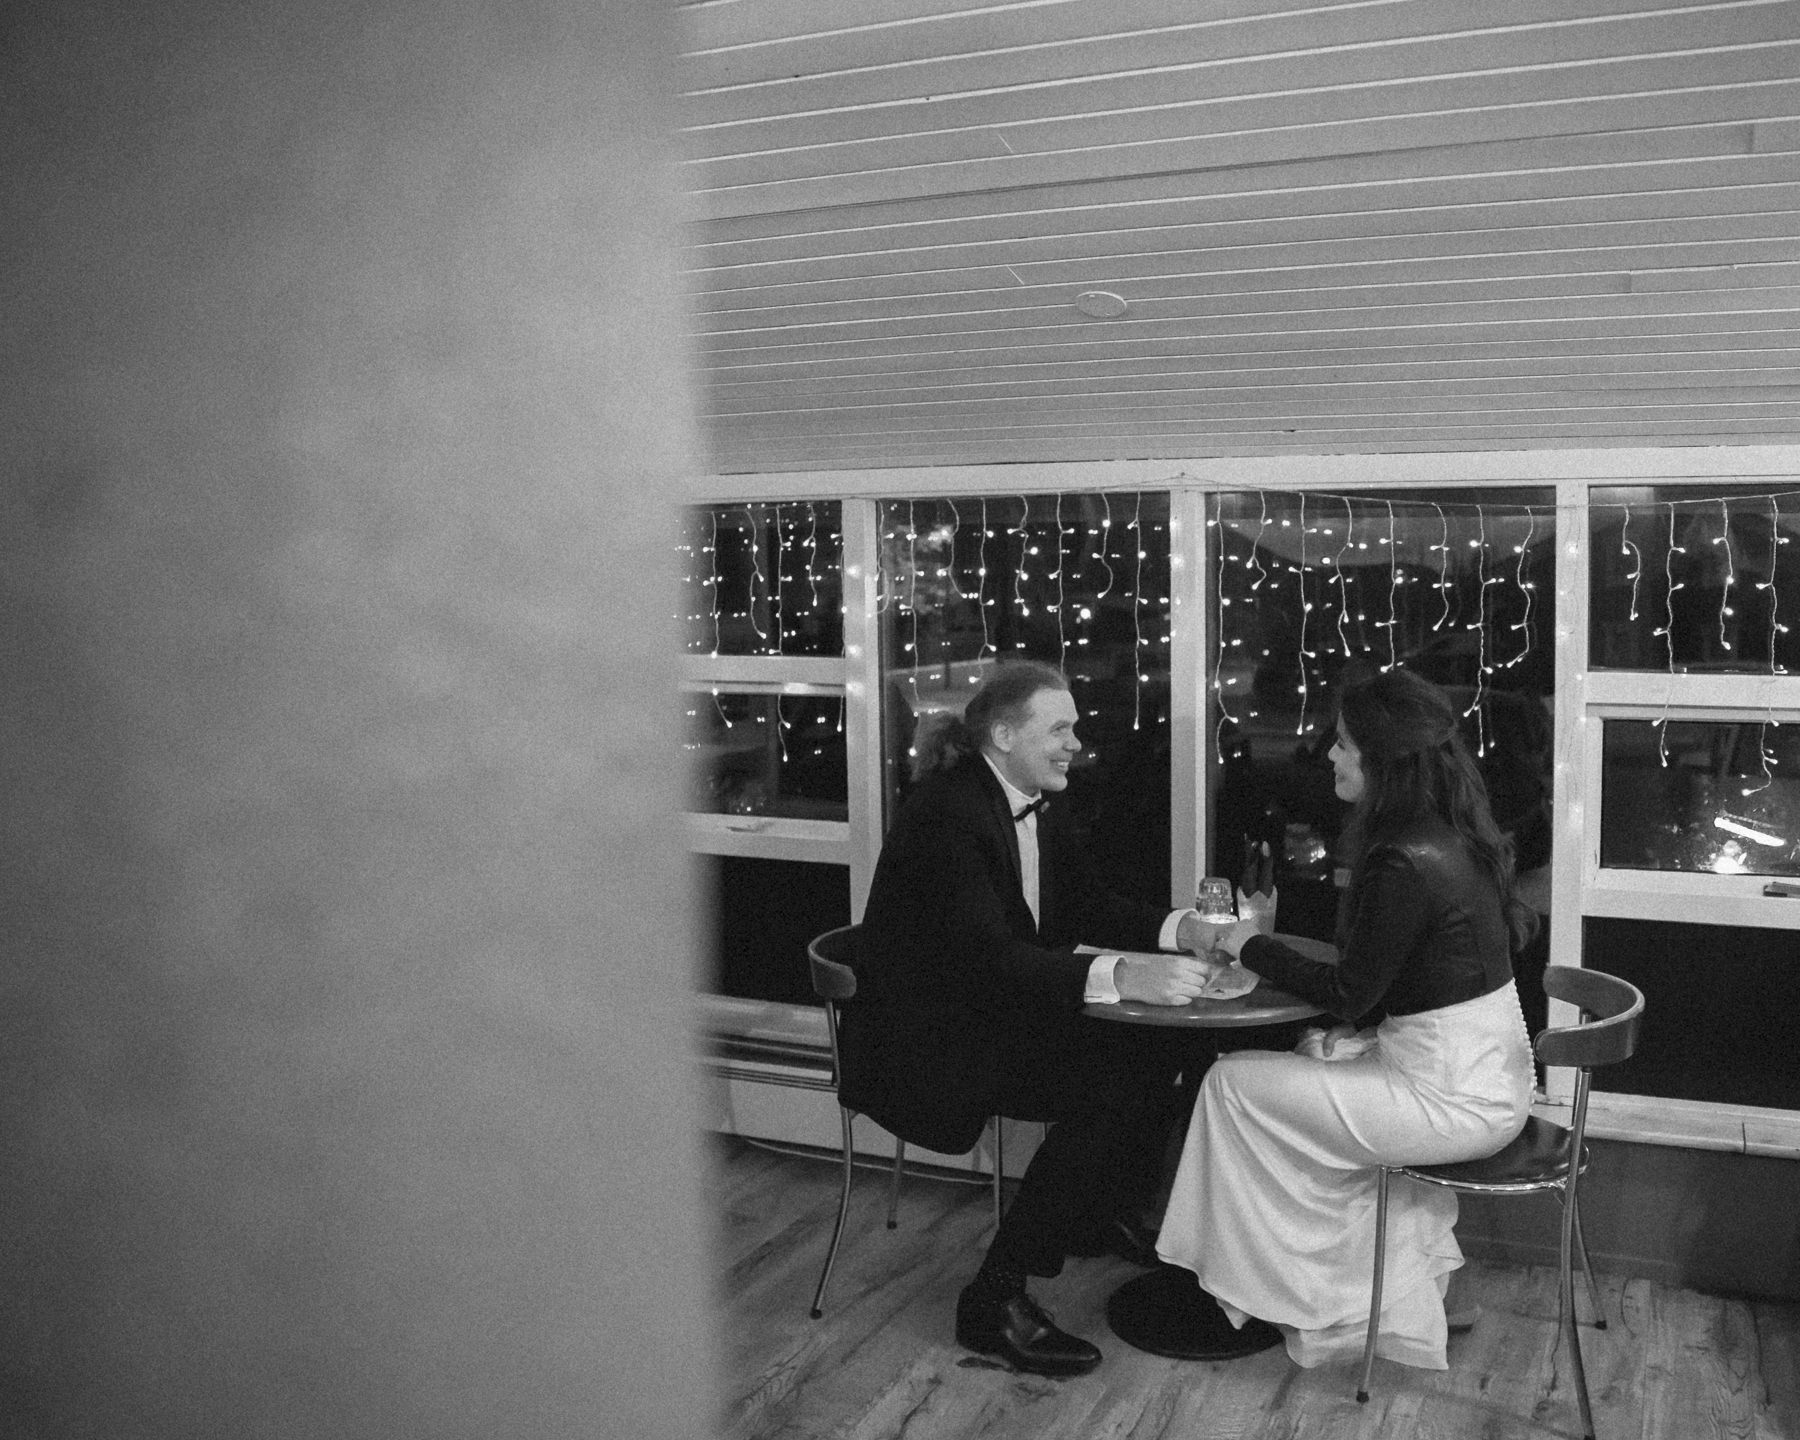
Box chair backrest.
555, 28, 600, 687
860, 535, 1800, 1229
808, 925, 860, 1003
1535, 966, 1644, 1071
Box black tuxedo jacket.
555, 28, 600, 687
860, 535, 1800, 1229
846, 755, 1170, 1153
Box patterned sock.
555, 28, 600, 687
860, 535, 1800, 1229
967, 1252, 1028, 1302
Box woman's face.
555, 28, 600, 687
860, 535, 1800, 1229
1329, 723, 1367, 804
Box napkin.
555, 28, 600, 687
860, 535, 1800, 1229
1197, 963, 1259, 1000
1295, 1025, 1378, 1062
1236, 887, 1278, 934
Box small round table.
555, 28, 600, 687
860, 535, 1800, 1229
1082, 932, 1335, 1029
1085, 933, 1338, 1360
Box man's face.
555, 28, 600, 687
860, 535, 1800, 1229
991, 687, 1081, 797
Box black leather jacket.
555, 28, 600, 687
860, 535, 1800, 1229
1241, 814, 1515, 1026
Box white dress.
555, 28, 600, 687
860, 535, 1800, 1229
1156, 982, 1534, 1369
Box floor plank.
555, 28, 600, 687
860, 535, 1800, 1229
711, 1136, 1800, 1440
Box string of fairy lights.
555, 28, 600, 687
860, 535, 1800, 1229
1210, 494, 1554, 764
675, 490, 1800, 801
878, 494, 1172, 754
674, 501, 847, 783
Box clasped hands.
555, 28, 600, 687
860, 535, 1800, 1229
1114, 910, 1275, 1006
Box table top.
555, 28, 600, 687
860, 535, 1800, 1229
1081, 933, 1337, 1028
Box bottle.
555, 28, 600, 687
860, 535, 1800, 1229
1238, 838, 1259, 898
1259, 840, 1275, 897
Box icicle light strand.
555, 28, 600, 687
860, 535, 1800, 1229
1466, 506, 1488, 757
710, 509, 722, 654
1097, 492, 1116, 598
1506, 508, 1536, 672
1132, 492, 1144, 730
1432, 503, 1452, 631
1334, 497, 1354, 659
747, 507, 770, 645
1383, 500, 1398, 672
1215, 503, 1235, 762
1055, 493, 1068, 669
1654, 503, 1683, 765
1621, 504, 1642, 621
1715, 498, 1735, 653
1295, 493, 1311, 736
978, 498, 992, 661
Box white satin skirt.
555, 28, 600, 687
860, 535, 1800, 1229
1157, 982, 1534, 1370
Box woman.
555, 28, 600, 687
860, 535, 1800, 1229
1157, 668, 1537, 1370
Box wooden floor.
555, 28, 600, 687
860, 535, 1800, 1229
709, 1134, 1800, 1440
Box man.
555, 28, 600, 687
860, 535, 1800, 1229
847, 660, 1215, 1377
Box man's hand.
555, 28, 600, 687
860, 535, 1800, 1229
1115, 954, 1214, 1006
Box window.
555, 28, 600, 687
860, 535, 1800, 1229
1577, 483, 1800, 928
1208, 488, 1556, 941
680, 501, 843, 658
1600, 719, 1799, 878
685, 689, 848, 822
1583, 916, 1800, 1112
876, 493, 1173, 905
679, 501, 857, 1006
1588, 486, 1799, 674
1565, 480, 1800, 1148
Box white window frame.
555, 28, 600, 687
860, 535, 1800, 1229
692, 448, 1800, 1156
1550, 472, 1800, 1155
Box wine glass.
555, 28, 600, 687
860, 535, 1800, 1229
1193, 876, 1237, 966
1195, 875, 1236, 923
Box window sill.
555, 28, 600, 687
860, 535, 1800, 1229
1535, 1090, 1800, 1158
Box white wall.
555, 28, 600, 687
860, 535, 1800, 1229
1, 4, 716, 1435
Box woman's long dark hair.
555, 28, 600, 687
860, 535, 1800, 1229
1337, 668, 1538, 951
910, 660, 1068, 781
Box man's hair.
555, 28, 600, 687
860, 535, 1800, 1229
910, 660, 1069, 781
1338, 667, 1536, 951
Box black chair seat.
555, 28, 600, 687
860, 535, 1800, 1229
1404, 1115, 1577, 1188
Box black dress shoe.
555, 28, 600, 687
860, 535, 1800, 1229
955, 1286, 1103, 1377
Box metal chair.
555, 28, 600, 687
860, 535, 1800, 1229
1357, 966, 1644, 1440
807, 924, 1007, 1319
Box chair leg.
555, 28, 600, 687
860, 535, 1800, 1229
1559, 1184, 1597, 1440
1357, 1167, 1391, 1403
1572, 1197, 1606, 1330
990, 1117, 1005, 1230
885, 1139, 907, 1229
810, 1106, 858, 1319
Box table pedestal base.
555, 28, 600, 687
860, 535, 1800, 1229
1106, 1266, 1284, 1361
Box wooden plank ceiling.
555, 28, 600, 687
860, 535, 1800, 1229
677, 0, 1800, 473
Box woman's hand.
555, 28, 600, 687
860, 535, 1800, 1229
1214, 918, 1262, 961
1317, 1022, 1360, 1058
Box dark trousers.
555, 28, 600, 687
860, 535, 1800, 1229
974, 1010, 1198, 1279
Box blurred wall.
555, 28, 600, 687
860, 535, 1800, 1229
1, 3, 716, 1436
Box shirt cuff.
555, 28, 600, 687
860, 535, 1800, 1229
1159, 908, 1197, 951
1083, 953, 1122, 1003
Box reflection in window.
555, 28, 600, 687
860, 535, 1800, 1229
1585, 917, 1800, 1111
702, 856, 852, 1005
1601, 719, 1800, 876
684, 690, 848, 821
1589, 485, 1800, 673
877, 493, 1172, 906
677, 501, 843, 656
1209, 489, 1556, 940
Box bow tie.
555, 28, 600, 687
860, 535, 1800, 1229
1013, 797, 1048, 823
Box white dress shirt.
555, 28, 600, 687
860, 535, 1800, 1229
981, 755, 1192, 1004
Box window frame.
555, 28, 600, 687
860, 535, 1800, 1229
688, 449, 1800, 1157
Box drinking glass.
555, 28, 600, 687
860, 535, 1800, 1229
1195, 876, 1236, 923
